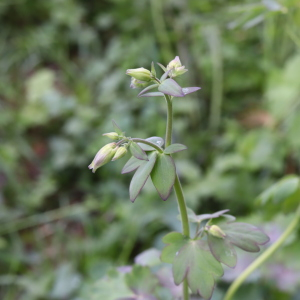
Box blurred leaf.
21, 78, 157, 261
150, 153, 176, 200
164, 144, 187, 154
129, 152, 157, 202
138, 137, 164, 151
122, 156, 146, 174
130, 142, 149, 161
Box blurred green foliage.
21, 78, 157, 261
0, 0, 300, 299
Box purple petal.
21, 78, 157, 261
181, 87, 201, 95
158, 79, 184, 97
160, 69, 171, 82
139, 92, 164, 97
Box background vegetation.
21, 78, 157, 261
0, 0, 300, 299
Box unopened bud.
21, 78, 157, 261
112, 146, 127, 161
207, 225, 226, 239
130, 77, 149, 89
167, 56, 188, 78
103, 132, 120, 140
88, 142, 117, 173
126, 68, 152, 82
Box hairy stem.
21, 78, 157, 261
224, 204, 300, 300
164, 93, 190, 300
131, 138, 164, 153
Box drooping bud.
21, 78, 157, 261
130, 77, 150, 89
206, 225, 226, 239
112, 146, 127, 161
126, 68, 152, 82
103, 132, 120, 140
88, 142, 117, 173
166, 56, 188, 78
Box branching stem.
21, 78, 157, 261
130, 138, 164, 153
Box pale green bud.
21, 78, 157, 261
126, 67, 152, 82
112, 146, 127, 161
88, 142, 117, 173
167, 56, 188, 78
207, 225, 226, 238
130, 77, 150, 89
103, 132, 120, 140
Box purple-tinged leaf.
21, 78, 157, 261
158, 79, 184, 97
138, 137, 164, 151
221, 222, 270, 252
157, 62, 167, 72
207, 235, 237, 268
139, 92, 164, 97
129, 152, 157, 202
160, 69, 171, 82
138, 84, 159, 97
162, 234, 223, 300
122, 156, 146, 174
181, 87, 201, 95
129, 142, 149, 161
164, 144, 187, 154
189, 209, 233, 223
150, 153, 176, 200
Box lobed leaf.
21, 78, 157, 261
129, 152, 157, 202
158, 79, 184, 97
122, 156, 146, 174
164, 144, 187, 154
150, 153, 176, 200
130, 142, 148, 161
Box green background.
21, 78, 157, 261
0, 0, 300, 299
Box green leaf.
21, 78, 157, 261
157, 62, 167, 72
138, 84, 159, 97
125, 266, 159, 296
135, 248, 161, 267
164, 144, 187, 154
151, 62, 156, 77
122, 156, 146, 174
129, 152, 157, 202
129, 142, 148, 161
112, 120, 123, 135
207, 235, 237, 268
256, 175, 300, 216
162, 233, 223, 300
138, 137, 164, 151
220, 222, 270, 252
161, 232, 188, 264
150, 153, 176, 200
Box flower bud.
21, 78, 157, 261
130, 77, 150, 89
88, 142, 117, 173
112, 146, 127, 161
126, 67, 152, 82
103, 132, 120, 140
207, 225, 226, 238
167, 56, 188, 78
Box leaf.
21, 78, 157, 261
220, 222, 270, 252
207, 235, 237, 268
151, 62, 156, 77
129, 152, 157, 202
158, 79, 184, 97
162, 233, 223, 299
160, 69, 171, 82
138, 137, 164, 151
125, 266, 159, 296
112, 120, 123, 135
129, 142, 148, 161
138, 84, 159, 97
164, 144, 187, 154
139, 92, 164, 97
150, 153, 176, 200
157, 62, 167, 72
122, 156, 146, 174
256, 175, 300, 216
134, 248, 161, 267
181, 87, 201, 95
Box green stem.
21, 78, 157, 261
164, 95, 173, 147
131, 138, 164, 153
224, 204, 300, 300
164, 93, 190, 300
